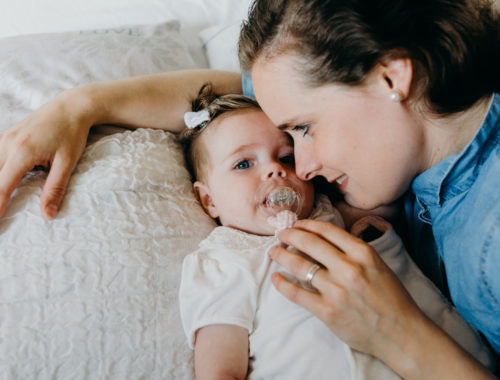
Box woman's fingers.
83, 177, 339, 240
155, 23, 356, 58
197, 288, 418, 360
270, 263, 380, 349
275, 224, 346, 269
0, 155, 34, 217
0, 90, 92, 220
269, 244, 330, 288
280, 219, 377, 264
40, 153, 76, 219
0, 132, 77, 220
270, 271, 330, 315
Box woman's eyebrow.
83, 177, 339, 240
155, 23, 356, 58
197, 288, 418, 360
277, 123, 291, 131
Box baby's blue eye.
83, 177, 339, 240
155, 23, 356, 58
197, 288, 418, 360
292, 124, 309, 137
235, 160, 251, 170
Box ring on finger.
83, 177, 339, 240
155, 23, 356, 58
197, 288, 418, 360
305, 263, 321, 286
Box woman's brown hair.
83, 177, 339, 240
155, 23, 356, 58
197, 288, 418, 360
238, 0, 500, 114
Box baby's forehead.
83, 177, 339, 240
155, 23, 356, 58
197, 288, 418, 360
207, 112, 290, 151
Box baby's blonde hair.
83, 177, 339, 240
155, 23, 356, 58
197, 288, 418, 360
179, 83, 261, 181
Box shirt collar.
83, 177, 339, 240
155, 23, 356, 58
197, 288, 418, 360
412, 93, 500, 207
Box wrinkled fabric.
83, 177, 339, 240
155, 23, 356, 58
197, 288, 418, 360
0, 129, 216, 379
406, 93, 500, 353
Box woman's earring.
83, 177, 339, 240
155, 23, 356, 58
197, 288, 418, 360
389, 89, 404, 102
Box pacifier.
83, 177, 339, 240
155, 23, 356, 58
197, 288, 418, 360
255, 181, 303, 234
265, 186, 302, 214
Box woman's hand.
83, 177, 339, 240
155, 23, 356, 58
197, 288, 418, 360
269, 218, 421, 354
0, 88, 94, 220
268, 218, 496, 379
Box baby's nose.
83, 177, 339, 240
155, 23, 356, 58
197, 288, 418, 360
266, 162, 286, 179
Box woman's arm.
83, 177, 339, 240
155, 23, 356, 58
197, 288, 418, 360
84, 70, 242, 132
0, 69, 241, 220
194, 324, 249, 380
269, 219, 496, 380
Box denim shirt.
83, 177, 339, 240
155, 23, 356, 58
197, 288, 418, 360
405, 93, 500, 353
242, 72, 256, 98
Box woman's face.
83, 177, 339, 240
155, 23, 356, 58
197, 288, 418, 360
252, 54, 424, 210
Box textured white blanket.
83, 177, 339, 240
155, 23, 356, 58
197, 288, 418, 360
0, 129, 216, 379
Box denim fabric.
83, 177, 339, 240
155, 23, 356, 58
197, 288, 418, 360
242, 72, 256, 98
405, 93, 500, 353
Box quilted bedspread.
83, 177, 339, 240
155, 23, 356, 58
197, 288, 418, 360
0, 129, 216, 379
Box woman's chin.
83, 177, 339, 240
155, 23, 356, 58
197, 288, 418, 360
344, 194, 360, 208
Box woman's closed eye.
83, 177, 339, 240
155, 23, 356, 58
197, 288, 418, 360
292, 124, 310, 137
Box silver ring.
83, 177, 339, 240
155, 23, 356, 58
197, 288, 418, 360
305, 263, 321, 286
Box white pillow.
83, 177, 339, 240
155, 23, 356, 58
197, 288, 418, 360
199, 22, 242, 72
0, 22, 216, 379
0, 0, 254, 39
0, 21, 197, 131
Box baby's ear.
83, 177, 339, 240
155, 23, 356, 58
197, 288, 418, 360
193, 181, 219, 219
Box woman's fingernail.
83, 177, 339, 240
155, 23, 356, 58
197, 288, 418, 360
46, 204, 58, 219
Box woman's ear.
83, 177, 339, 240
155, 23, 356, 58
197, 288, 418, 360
193, 181, 219, 219
379, 58, 413, 101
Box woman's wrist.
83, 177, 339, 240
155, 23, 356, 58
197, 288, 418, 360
53, 83, 104, 132
374, 311, 494, 379
367, 307, 425, 378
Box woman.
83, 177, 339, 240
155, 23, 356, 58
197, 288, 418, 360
0, 0, 498, 377
237, 0, 500, 377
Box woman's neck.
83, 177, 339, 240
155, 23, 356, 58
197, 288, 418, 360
420, 96, 491, 171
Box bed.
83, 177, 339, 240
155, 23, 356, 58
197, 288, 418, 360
2, 1, 499, 379
0, 1, 251, 378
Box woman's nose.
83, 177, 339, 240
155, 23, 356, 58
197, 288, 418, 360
295, 152, 321, 181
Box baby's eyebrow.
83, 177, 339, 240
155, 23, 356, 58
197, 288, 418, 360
227, 143, 257, 157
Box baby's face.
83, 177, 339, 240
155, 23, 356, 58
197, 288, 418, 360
196, 108, 315, 235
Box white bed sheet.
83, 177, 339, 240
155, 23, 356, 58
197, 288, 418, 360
1, 129, 217, 379
0, 1, 251, 378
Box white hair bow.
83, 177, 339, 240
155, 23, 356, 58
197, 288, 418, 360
184, 110, 210, 129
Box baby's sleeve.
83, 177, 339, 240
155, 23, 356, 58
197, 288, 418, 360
179, 249, 261, 349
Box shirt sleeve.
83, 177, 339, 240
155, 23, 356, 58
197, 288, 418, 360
475, 221, 500, 353
179, 248, 261, 349
241, 72, 256, 98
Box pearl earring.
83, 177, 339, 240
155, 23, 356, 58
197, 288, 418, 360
389, 89, 404, 102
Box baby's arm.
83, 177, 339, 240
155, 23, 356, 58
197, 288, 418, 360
194, 324, 249, 380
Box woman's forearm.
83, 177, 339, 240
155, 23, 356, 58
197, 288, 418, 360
82, 70, 242, 133
375, 313, 495, 379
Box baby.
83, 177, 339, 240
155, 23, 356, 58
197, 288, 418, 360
178, 85, 492, 379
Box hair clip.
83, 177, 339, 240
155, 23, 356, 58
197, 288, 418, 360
184, 110, 210, 129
